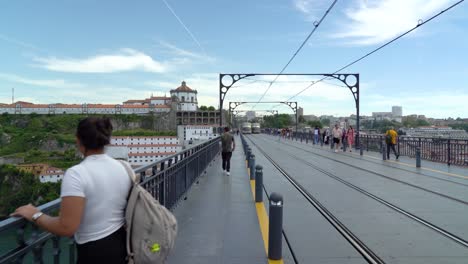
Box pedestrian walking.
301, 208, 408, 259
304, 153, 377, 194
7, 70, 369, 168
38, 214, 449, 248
332, 124, 343, 152
313, 126, 320, 144
385, 126, 399, 160
347, 126, 355, 152
11, 117, 131, 263
221, 126, 235, 176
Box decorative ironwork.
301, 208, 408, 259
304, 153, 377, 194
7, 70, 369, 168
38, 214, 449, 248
220, 73, 360, 147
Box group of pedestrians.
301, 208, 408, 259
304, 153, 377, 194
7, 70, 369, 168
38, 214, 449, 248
330, 124, 355, 152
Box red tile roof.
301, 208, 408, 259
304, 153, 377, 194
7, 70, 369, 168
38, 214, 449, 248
171, 81, 196, 93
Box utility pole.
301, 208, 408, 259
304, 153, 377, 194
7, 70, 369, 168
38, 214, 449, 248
12, 88, 14, 104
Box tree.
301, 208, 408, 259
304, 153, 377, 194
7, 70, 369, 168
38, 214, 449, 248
207, 106, 216, 111
307, 120, 323, 128
262, 114, 292, 128
298, 115, 305, 123
320, 118, 330, 126
199, 105, 208, 111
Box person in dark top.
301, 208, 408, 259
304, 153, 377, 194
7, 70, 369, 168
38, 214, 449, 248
221, 126, 235, 176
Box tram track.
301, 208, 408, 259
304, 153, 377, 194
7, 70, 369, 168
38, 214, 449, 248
243, 135, 386, 264
259, 135, 468, 206
246, 135, 468, 251
283, 135, 468, 188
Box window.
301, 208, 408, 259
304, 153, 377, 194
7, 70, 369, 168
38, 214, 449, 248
181, 96, 185, 101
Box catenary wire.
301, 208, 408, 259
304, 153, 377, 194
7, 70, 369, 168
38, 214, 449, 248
281, 0, 465, 103
252, 0, 339, 109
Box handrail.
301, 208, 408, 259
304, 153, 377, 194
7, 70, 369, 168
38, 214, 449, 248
0, 136, 221, 264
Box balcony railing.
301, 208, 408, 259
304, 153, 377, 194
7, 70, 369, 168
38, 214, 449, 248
0, 137, 221, 264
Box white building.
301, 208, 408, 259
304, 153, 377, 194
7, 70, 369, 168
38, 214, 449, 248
246, 111, 256, 121
39, 167, 64, 183
110, 136, 182, 166
392, 106, 403, 117
177, 125, 218, 143
170, 81, 198, 111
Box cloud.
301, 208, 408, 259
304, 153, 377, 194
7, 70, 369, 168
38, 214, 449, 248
34, 49, 167, 73
0, 34, 45, 52
159, 41, 215, 63
0, 73, 84, 89
293, 0, 328, 18
332, 0, 454, 45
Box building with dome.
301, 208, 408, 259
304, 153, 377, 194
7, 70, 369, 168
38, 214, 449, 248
170, 81, 198, 111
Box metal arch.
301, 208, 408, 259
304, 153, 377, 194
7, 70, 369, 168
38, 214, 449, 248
323, 74, 359, 104
219, 73, 360, 148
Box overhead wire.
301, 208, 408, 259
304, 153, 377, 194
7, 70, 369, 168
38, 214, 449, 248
252, 0, 339, 109
281, 0, 465, 103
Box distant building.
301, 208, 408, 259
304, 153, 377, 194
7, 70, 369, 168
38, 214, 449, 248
392, 106, 403, 117
246, 111, 256, 121
17, 163, 64, 183
297, 107, 304, 118
177, 125, 219, 143
109, 136, 182, 166
175, 111, 221, 126
170, 81, 198, 111
400, 126, 468, 139
372, 106, 403, 122
39, 167, 64, 183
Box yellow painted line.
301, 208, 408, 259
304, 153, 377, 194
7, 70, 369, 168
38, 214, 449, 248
354, 153, 468, 180
250, 180, 284, 264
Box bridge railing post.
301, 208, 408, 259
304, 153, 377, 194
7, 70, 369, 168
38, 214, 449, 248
268, 192, 283, 261
382, 140, 387, 160
250, 154, 256, 180
255, 165, 263, 203
416, 147, 421, 168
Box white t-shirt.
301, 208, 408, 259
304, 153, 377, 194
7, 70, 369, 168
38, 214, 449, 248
60, 154, 132, 244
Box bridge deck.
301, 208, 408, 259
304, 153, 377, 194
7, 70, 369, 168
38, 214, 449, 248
168, 134, 468, 264
247, 134, 468, 264
168, 135, 295, 264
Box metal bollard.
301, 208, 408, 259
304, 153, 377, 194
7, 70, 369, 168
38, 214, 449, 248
343, 140, 347, 152
268, 192, 283, 261
255, 165, 263, 203
416, 147, 421, 168
250, 154, 256, 180
360, 142, 363, 156
382, 141, 387, 160
247, 148, 252, 164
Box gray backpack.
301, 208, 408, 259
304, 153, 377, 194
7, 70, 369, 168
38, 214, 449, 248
119, 161, 178, 264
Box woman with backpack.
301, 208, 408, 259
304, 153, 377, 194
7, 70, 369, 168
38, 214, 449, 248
11, 117, 131, 263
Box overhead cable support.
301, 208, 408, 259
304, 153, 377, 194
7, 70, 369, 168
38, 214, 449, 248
282, 0, 465, 102
253, 0, 339, 108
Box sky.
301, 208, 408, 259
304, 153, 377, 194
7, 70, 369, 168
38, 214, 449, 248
0, 0, 467, 118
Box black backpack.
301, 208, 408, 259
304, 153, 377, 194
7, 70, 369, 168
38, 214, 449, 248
385, 134, 392, 144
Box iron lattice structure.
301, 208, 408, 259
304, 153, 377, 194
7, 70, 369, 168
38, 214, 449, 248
219, 73, 360, 147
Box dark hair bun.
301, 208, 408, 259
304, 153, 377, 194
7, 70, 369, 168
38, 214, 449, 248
76, 117, 113, 150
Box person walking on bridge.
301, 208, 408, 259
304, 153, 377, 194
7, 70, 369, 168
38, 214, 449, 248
221, 126, 235, 176
385, 126, 399, 160
332, 124, 343, 152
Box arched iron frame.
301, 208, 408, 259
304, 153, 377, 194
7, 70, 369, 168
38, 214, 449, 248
228, 101, 297, 131
219, 73, 360, 147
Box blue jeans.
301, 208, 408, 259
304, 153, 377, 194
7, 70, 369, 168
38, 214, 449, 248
314, 134, 319, 144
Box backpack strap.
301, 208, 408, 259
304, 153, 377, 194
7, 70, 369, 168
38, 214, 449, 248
118, 160, 138, 263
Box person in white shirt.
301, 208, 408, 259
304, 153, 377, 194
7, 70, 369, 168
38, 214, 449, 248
11, 117, 131, 263
331, 124, 343, 152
